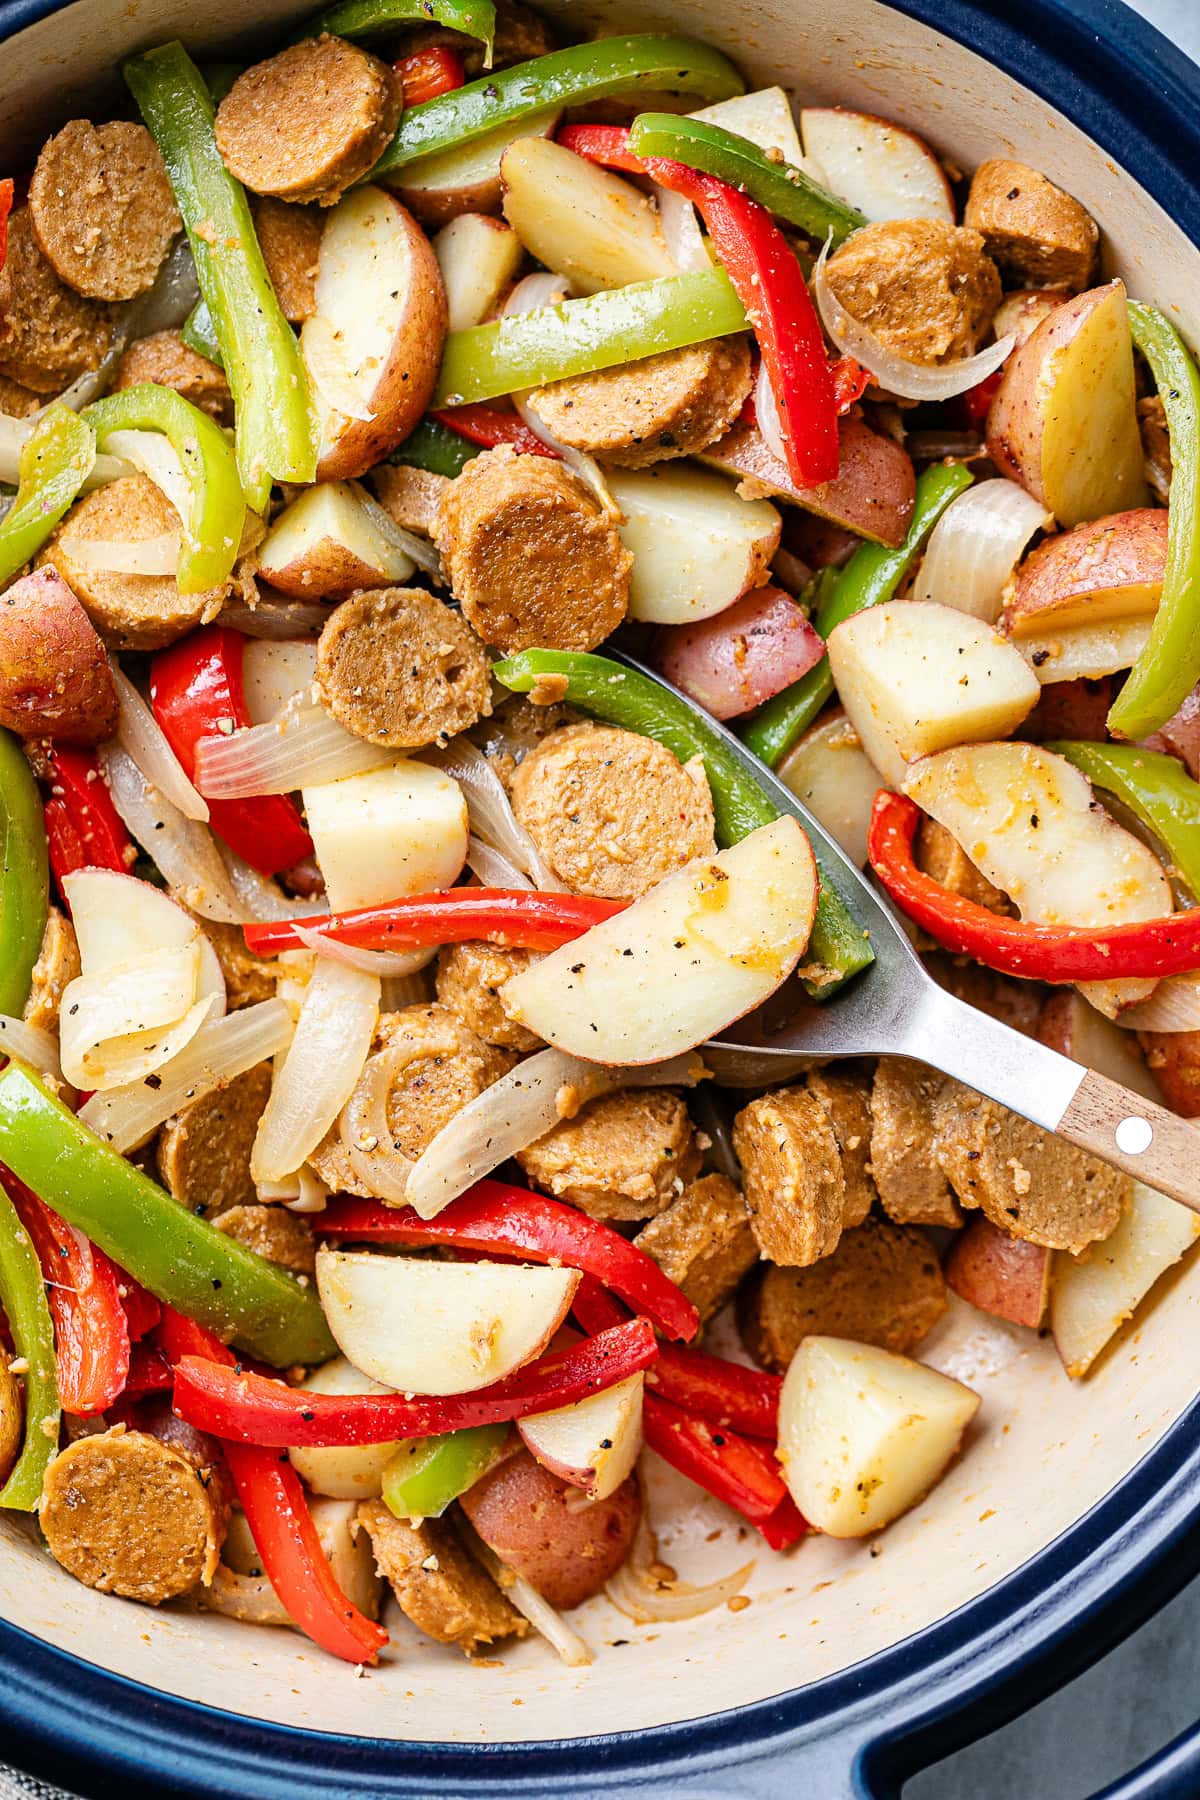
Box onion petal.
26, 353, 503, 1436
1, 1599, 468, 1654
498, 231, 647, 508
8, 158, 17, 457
60, 533, 181, 576
195, 697, 397, 799
655, 184, 710, 274
111, 662, 210, 822
754, 358, 789, 470
353, 483, 442, 580
251, 961, 379, 1183
913, 478, 1052, 623
465, 834, 533, 890
424, 739, 554, 889
464, 1527, 593, 1667
607, 1515, 754, 1624
0, 1014, 66, 1084
292, 921, 430, 978
100, 745, 246, 924
1116, 970, 1200, 1032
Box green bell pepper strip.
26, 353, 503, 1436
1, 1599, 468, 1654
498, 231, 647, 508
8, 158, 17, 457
433, 267, 746, 406
742, 462, 975, 767
302, 0, 495, 61
1047, 740, 1200, 900
182, 298, 224, 369
390, 415, 479, 477
628, 111, 865, 247
0, 1062, 336, 1369
0, 404, 96, 589
84, 384, 247, 596
1106, 303, 1200, 741
202, 61, 243, 105
0, 731, 49, 1020
382, 1424, 509, 1521
492, 650, 871, 996
124, 42, 318, 513
0, 1181, 60, 1511
371, 34, 744, 178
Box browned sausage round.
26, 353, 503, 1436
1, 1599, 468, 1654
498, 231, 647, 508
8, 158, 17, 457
459, 1450, 641, 1610
250, 195, 322, 322
116, 330, 232, 424
0, 209, 114, 394
964, 159, 1098, 293
0, 567, 118, 744
435, 940, 544, 1051
29, 120, 180, 301
315, 586, 492, 749
527, 337, 752, 468
824, 220, 1001, 367
516, 1087, 701, 1222
156, 1062, 273, 1216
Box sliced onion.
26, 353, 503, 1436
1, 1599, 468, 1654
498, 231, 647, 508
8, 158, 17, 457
285, 1166, 330, 1213
464, 1527, 593, 1667
655, 184, 710, 274
220, 848, 325, 923
292, 921, 430, 978
100, 744, 245, 924
379, 969, 433, 1013
79, 998, 293, 1152
339, 1016, 465, 1203
405, 1046, 706, 1220
503, 272, 571, 318
754, 359, 789, 470
59, 532, 180, 575
424, 739, 553, 889
194, 697, 397, 799
913, 479, 1052, 623
353, 483, 442, 580
100, 427, 190, 526
513, 391, 621, 519
465, 834, 533, 889
250, 961, 379, 1183
0, 1015, 65, 1083
222, 596, 330, 640
607, 1515, 754, 1624
195, 1563, 292, 1627
111, 662, 209, 822
1116, 970, 1200, 1032
59, 946, 214, 1091
121, 235, 201, 342
814, 238, 1016, 403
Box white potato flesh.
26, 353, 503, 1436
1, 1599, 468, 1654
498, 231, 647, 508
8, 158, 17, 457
607, 465, 781, 625
1052, 1184, 1200, 1378
778, 1335, 980, 1536
1013, 616, 1152, 683
63, 867, 199, 971
502, 817, 818, 1065
827, 600, 1040, 788
433, 212, 523, 330
257, 483, 414, 599
315, 1249, 581, 1394
692, 88, 810, 170
501, 135, 675, 296
799, 108, 954, 222
241, 639, 319, 726
518, 1370, 644, 1500
303, 760, 468, 911
288, 1356, 402, 1499
903, 741, 1172, 1015
777, 710, 884, 868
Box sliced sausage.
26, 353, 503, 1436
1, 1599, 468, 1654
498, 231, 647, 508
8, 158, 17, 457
732, 1087, 846, 1266
0, 375, 43, 418
216, 37, 402, 207
0, 1356, 22, 1488
435, 940, 544, 1051
1139, 1031, 1200, 1116
824, 219, 1001, 367
213, 1202, 316, 1273
39, 1427, 227, 1604
29, 120, 180, 302
370, 462, 451, 539
186, 916, 278, 1010
355, 1500, 525, 1652
738, 1215, 947, 1370
23, 906, 81, 1034
0, 208, 114, 394
116, 330, 232, 425
459, 1450, 640, 1610
932, 1082, 1128, 1252
157, 1063, 273, 1217
0, 567, 118, 745
404, 0, 555, 76
869, 1059, 963, 1229
516, 1088, 701, 1222
527, 337, 752, 468
1138, 395, 1171, 505
805, 1065, 875, 1228
916, 817, 1012, 914
41, 474, 232, 651
964, 159, 1099, 293
314, 586, 492, 749
435, 446, 632, 654
633, 1171, 757, 1325
509, 722, 716, 901
250, 195, 322, 322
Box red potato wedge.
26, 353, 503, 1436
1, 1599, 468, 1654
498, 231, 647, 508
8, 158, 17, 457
945, 1217, 1052, 1329
993, 287, 1073, 348
777, 708, 885, 868
302, 186, 447, 482
607, 464, 781, 626
1051, 1182, 1200, 1378
1002, 508, 1167, 637
432, 213, 523, 331
388, 109, 560, 227
460, 1449, 641, 1609
0, 566, 117, 744
700, 414, 915, 548
518, 1370, 644, 1501
501, 135, 674, 296
655, 584, 824, 719
257, 481, 415, 599
986, 280, 1148, 527
799, 107, 954, 223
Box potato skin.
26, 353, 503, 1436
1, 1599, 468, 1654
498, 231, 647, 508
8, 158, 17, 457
701, 414, 915, 549
1003, 509, 1167, 637
0, 567, 118, 743
0, 1356, 22, 1487
459, 1450, 641, 1609
945, 1215, 1051, 1328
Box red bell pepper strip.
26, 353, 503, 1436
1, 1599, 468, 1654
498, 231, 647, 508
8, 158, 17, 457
159, 1306, 387, 1664
755, 1494, 808, 1552
243, 888, 628, 957
122, 1341, 174, 1398
0, 178, 13, 274
429, 403, 559, 458
641, 1392, 787, 1523
394, 45, 465, 105
119, 1277, 162, 1343
173, 1317, 659, 1447
557, 125, 839, 487
315, 1183, 699, 1343
4, 1173, 130, 1416
150, 626, 314, 877
868, 789, 1200, 982
42, 746, 134, 892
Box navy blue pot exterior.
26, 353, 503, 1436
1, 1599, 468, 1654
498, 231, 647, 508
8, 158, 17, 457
2, 0, 1200, 1793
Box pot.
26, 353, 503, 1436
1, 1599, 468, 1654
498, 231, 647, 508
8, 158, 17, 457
2, 0, 1200, 1793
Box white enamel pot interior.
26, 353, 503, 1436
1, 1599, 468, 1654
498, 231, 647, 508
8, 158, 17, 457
1, 1, 1200, 1794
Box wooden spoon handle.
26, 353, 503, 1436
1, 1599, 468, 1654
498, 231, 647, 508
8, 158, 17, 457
1055, 1069, 1200, 1212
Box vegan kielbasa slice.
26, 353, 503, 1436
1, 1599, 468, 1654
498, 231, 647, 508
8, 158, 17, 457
824, 219, 1001, 366
964, 158, 1099, 293
215, 36, 402, 207
733, 1086, 846, 1266
250, 195, 322, 322
527, 337, 753, 468
157, 1063, 274, 1216
315, 586, 492, 749
116, 330, 232, 424
356, 1501, 526, 1653
435, 446, 632, 655
24, 906, 82, 1035
435, 941, 545, 1052
633, 1171, 758, 1324
29, 120, 180, 302
0, 208, 114, 394
516, 1088, 702, 1222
